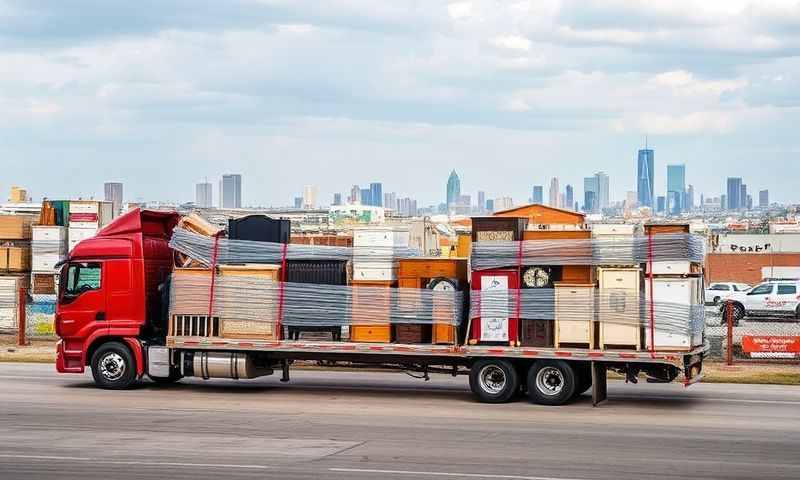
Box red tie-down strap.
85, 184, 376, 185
276, 242, 288, 340
207, 233, 221, 321
513, 238, 523, 347
647, 230, 656, 357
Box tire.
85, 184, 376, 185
572, 364, 592, 398
527, 360, 576, 406
469, 359, 519, 403
712, 296, 721, 306
90, 341, 137, 390
731, 303, 745, 322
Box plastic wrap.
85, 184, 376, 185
168, 273, 464, 328
170, 227, 420, 266
470, 233, 705, 270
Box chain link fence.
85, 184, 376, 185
705, 303, 800, 363
0, 288, 57, 339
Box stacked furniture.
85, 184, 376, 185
350, 227, 409, 343
31, 225, 68, 294
643, 224, 704, 351
396, 258, 468, 344
228, 215, 290, 243
68, 201, 114, 251
285, 260, 348, 340
1, 215, 34, 329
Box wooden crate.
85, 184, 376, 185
0, 215, 34, 240
0, 246, 31, 272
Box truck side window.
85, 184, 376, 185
777, 285, 797, 295
65, 262, 102, 297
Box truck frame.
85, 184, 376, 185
55, 209, 705, 406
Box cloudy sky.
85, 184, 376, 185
1, 0, 799, 207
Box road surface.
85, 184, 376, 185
1, 363, 799, 480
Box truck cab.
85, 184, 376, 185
55, 209, 179, 386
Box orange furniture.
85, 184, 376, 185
350, 280, 396, 343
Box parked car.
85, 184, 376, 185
722, 281, 800, 324
704, 282, 751, 305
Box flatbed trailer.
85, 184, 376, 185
55, 209, 706, 406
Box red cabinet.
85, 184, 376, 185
470, 269, 519, 346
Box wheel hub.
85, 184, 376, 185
535, 367, 564, 396
99, 352, 126, 381
478, 365, 507, 395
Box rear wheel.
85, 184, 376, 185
469, 359, 519, 403
527, 360, 576, 406
712, 296, 721, 305
572, 364, 592, 398
91, 341, 137, 390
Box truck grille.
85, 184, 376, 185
172, 315, 221, 337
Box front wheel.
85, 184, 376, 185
91, 341, 137, 389
527, 360, 576, 406
469, 359, 519, 403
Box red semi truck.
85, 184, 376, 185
55, 209, 705, 406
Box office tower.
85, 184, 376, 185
666, 164, 685, 213
220, 174, 242, 209
625, 191, 637, 209
594, 172, 609, 210
532, 185, 543, 204
721, 194, 727, 210
370, 182, 383, 207
494, 197, 514, 211
747, 194, 753, 210
383, 192, 397, 211
477, 191, 486, 213
548, 177, 559, 207
637, 148, 654, 208
195, 182, 212, 208
726, 177, 742, 210
486, 199, 494, 212
686, 184, 694, 211
656, 195, 666, 213
446, 170, 461, 207
759, 190, 769, 208
104, 182, 123, 214
583, 176, 598, 212
349, 185, 361, 204
360, 188, 371, 206
397, 197, 418, 217
302, 185, 318, 209
333, 193, 342, 206
294, 197, 303, 209
740, 184, 747, 210
565, 185, 574, 210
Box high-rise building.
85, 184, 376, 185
740, 184, 747, 210
302, 185, 318, 209
726, 177, 742, 210
625, 191, 637, 208
565, 185, 574, 210
220, 174, 242, 209
666, 164, 686, 214
486, 199, 494, 213
637, 148, 654, 208
293, 197, 303, 209
477, 191, 486, 213
532, 185, 543, 204
686, 184, 694, 211
397, 197, 418, 217
721, 194, 727, 210
747, 194, 753, 210
370, 182, 383, 207
548, 177, 559, 207
594, 172, 609, 210
383, 192, 397, 211
583, 176, 598, 212
759, 190, 769, 208
104, 182, 123, 214
333, 193, 342, 206
446, 170, 461, 207
494, 197, 514, 211
195, 182, 212, 208
656, 195, 666, 213
349, 185, 361, 204
360, 188, 371, 206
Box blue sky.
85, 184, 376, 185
1, 0, 798, 207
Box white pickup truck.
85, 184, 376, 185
723, 281, 800, 324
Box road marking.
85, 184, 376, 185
329, 468, 586, 480
0, 454, 271, 470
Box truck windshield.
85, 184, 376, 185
61, 262, 102, 302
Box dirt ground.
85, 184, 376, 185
1, 334, 798, 385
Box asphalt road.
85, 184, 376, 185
1, 363, 799, 480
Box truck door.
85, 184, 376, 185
57, 262, 106, 339
775, 284, 799, 313
103, 258, 136, 330
744, 283, 773, 315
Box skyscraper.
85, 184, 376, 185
349, 185, 361, 204
195, 182, 212, 208
565, 184, 574, 211
360, 188, 371, 206
383, 192, 397, 211
594, 172, 609, 210
370, 182, 383, 207
740, 184, 747, 210
477, 191, 486, 213
104, 182, 123, 214
726, 177, 742, 210
532, 185, 543, 204
686, 184, 694, 211
446, 170, 461, 207
548, 177, 559, 207
759, 190, 769, 208
220, 174, 242, 209
666, 164, 686, 214
302, 185, 318, 209
637, 148, 654, 208
656, 195, 666, 213
583, 176, 598, 212
333, 193, 342, 206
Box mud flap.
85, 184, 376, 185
591, 361, 607, 407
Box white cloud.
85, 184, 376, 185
447, 2, 473, 20
490, 35, 531, 51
